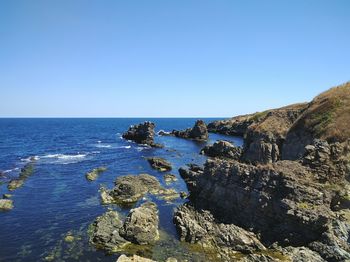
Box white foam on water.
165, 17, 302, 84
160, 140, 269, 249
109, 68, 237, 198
118, 145, 131, 149
3, 167, 20, 173
95, 144, 112, 148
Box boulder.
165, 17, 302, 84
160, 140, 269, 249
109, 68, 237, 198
122, 121, 162, 148
120, 202, 159, 245
172, 120, 208, 141
200, 140, 242, 160
146, 157, 172, 172
89, 211, 129, 252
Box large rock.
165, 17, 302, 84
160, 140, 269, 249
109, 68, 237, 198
89, 211, 129, 252
200, 140, 242, 160
171, 120, 208, 141
122, 122, 162, 148
180, 159, 334, 246
120, 202, 159, 245
101, 174, 179, 205
173, 203, 265, 253
146, 157, 172, 172
101, 174, 161, 205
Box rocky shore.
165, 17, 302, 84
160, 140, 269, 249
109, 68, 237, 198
175, 82, 350, 261
86, 81, 350, 261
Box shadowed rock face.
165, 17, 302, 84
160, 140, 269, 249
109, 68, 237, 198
122, 121, 162, 148
171, 120, 208, 141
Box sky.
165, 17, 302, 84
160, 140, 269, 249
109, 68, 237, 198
0, 0, 349, 117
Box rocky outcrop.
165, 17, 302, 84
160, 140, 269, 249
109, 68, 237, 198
171, 120, 208, 141
146, 157, 172, 172
100, 174, 179, 205
89, 210, 129, 252
90, 202, 160, 253
178, 153, 350, 261
85, 167, 107, 181
200, 140, 242, 160
173, 203, 265, 253
120, 202, 159, 245
122, 122, 162, 148
208, 104, 307, 164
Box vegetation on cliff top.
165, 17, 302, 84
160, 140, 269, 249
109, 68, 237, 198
291, 81, 350, 142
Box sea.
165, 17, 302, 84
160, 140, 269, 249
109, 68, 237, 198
0, 118, 242, 262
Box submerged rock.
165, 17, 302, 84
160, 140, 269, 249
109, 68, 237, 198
146, 157, 172, 172
163, 174, 178, 183
100, 174, 179, 205
7, 162, 35, 191
120, 202, 159, 245
122, 122, 162, 148
171, 120, 208, 141
85, 166, 107, 181
200, 140, 242, 160
0, 199, 14, 211
8, 179, 24, 191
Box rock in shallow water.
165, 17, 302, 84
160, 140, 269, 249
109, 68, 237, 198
120, 202, 159, 245
100, 174, 179, 205
85, 166, 107, 181
89, 210, 129, 252
146, 157, 172, 172
122, 122, 162, 148
171, 120, 208, 141
0, 199, 14, 211
90, 202, 160, 253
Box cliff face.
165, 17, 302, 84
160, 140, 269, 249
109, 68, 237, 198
177, 82, 350, 261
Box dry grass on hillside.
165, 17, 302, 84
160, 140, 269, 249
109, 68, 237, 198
294, 81, 350, 142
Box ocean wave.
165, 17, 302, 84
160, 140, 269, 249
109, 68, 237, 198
20, 153, 89, 165
95, 144, 112, 148
118, 145, 131, 149
3, 167, 20, 174
42, 153, 87, 160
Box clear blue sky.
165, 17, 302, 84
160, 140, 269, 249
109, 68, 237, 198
0, 0, 349, 117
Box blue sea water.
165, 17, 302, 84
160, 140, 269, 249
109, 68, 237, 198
0, 118, 242, 262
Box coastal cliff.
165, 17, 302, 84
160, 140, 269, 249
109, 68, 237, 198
177, 82, 350, 261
